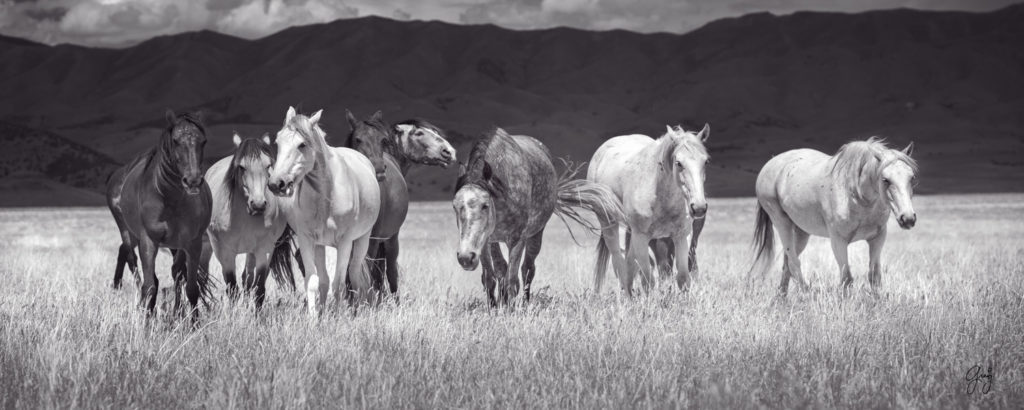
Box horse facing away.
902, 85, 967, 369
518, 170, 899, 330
267, 107, 380, 316
588, 124, 711, 297
203, 132, 295, 311
106, 110, 213, 321
342, 110, 455, 301
453, 128, 625, 306
748, 137, 918, 295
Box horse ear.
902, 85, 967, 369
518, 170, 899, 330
232, 132, 242, 147
698, 123, 710, 142
310, 109, 323, 125
165, 109, 176, 126
345, 109, 357, 128
665, 125, 674, 135
261, 133, 271, 145
458, 162, 467, 177
395, 123, 413, 136
285, 106, 296, 126
903, 141, 915, 156
191, 110, 205, 125
482, 161, 494, 181
370, 110, 383, 123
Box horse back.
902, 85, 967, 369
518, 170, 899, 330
372, 153, 410, 238
588, 134, 655, 195
489, 135, 557, 236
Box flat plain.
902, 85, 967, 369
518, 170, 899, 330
1, 194, 1022, 408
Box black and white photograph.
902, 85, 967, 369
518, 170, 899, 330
0, 0, 1021, 407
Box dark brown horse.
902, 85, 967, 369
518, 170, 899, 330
342, 110, 456, 301
453, 128, 624, 306
106, 110, 213, 321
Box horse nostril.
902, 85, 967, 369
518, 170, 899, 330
690, 203, 708, 218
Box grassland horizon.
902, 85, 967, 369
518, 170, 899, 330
1, 194, 1022, 408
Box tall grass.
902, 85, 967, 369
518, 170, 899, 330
1, 195, 1022, 408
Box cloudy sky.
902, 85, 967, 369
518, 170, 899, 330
0, 0, 1018, 47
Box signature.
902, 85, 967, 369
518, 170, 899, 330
965, 364, 994, 395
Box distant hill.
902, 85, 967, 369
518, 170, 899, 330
1, 4, 1022, 203
0, 122, 121, 197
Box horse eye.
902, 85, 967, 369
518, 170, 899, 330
675, 161, 683, 168
481, 203, 489, 210
298, 142, 306, 149
882, 178, 891, 185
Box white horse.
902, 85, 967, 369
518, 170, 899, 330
748, 137, 918, 294
267, 107, 380, 316
203, 132, 294, 311
588, 124, 710, 296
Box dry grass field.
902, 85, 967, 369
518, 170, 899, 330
1, 195, 1022, 408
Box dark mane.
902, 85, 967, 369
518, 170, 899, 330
147, 112, 205, 195
455, 127, 508, 197
224, 137, 274, 203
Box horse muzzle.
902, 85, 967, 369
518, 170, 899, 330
690, 202, 708, 219
457, 251, 479, 271
247, 201, 267, 216
181, 176, 203, 195
897, 213, 917, 230
269, 180, 295, 197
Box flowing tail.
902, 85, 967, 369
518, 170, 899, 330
553, 173, 626, 244
747, 204, 775, 281
269, 225, 298, 291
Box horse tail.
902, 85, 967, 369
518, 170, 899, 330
551, 160, 625, 245
747, 204, 775, 281
593, 235, 610, 293
269, 225, 297, 291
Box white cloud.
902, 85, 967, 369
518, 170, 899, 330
216, 0, 358, 39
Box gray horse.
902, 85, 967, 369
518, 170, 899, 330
453, 128, 625, 306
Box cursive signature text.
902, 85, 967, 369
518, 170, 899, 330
965, 364, 994, 395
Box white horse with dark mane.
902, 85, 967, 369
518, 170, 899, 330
267, 107, 380, 316
748, 137, 918, 294
588, 124, 711, 296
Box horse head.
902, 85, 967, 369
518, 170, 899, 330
229, 132, 274, 215
394, 119, 457, 167
345, 109, 389, 181
268, 106, 323, 197
663, 124, 711, 219
877, 142, 918, 229
453, 161, 505, 270
164, 109, 207, 195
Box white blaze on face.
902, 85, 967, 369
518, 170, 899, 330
881, 160, 917, 227
453, 185, 494, 270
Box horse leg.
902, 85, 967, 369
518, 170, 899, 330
867, 229, 887, 297
627, 231, 654, 295
521, 230, 544, 302
829, 234, 853, 293
346, 235, 373, 307
788, 230, 810, 290
503, 239, 526, 305
295, 235, 321, 317
481, 243, 503, 307
689, 217, 706, 280
251, 251, 271, 312
312, 245, 331, 310
671, 232, 691, 291
113, 243, 131, 289
171, 250, 188, 317
384, 236, 400, 303
212, 243, 239, 301
136, 238, 159, 316
242, 253, 257, 294
183, 238, 207, 324
651, 238, 674, 281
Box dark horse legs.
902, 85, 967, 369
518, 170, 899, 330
137, 237, 160, 315
649, 217, 706, 281
520, 230, 544, 302
481, 243, 505, 307
383, 235, 400, 302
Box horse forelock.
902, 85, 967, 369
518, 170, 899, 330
831, 137, 914, 202
225, 137, 273, 203
656, 128, 707, 170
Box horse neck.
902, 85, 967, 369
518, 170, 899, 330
299, 146, 334, 223
147, 139, 183, 197
384, 133, 414, 175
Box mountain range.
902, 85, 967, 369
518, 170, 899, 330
1, 4, 1022, 205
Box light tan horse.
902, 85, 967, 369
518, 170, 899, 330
267, 107, 380, 316
588, 124, 710, 296
748, 137, 918, 294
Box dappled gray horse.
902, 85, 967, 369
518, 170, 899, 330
453, 128, 624, 306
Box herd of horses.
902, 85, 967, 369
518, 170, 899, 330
105, 107, 920, 322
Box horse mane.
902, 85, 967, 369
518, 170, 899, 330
830, 137, 918, 202
223, 137, 274, 204
455, 127, 509, 197
148, 112, 205, 196
286, 112, 332, 220
654, 125, 708, 170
